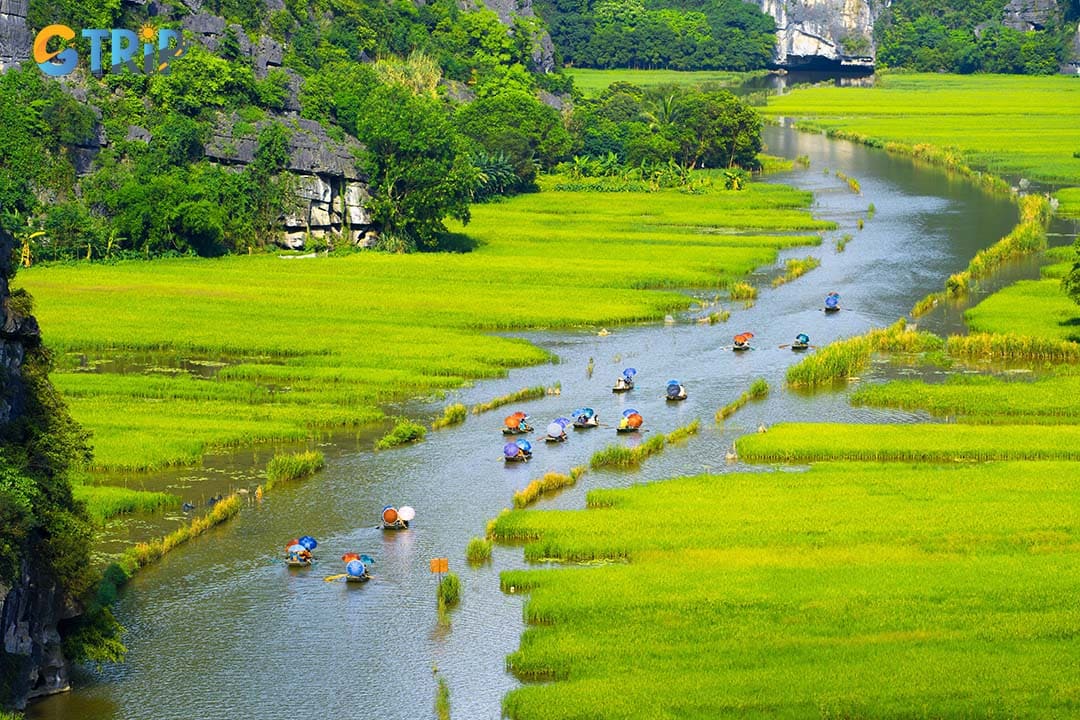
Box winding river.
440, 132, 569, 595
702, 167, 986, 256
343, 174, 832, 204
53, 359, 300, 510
29, 122, 1074, 720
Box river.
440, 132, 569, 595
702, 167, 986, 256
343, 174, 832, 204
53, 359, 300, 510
29, 124, 1072, 720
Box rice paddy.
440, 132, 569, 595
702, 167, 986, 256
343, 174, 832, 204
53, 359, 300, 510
963, 281, 1080, 342
494, 462, 1080, 718
766, 74, 1080, 214
851, 372, 1080, 423
19, 181, 827, 471
566, 69, 763, 97
736, 422, 1080, 462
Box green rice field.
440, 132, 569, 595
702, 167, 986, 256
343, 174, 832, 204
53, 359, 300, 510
852, 372, 1080, 423
964, 278, 1080, 341
494, 462, 1080, 718
765, 73, 1080, 214
736, 422, 1080, 462
567, 69, 763, 96
19, 182, 828, 470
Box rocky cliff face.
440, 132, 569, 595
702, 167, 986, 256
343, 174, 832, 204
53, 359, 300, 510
1, 233, 76, 709
1002, 0, 1062, 30
750, 0, 878, 71
0, 0, 30, 72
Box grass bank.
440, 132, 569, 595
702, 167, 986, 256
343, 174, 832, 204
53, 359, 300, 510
567, 68, 764, 96
20, 182, 827, 471
736, 422, 1080, 462
72, 482, 179, 524
494, 462, 1080, 718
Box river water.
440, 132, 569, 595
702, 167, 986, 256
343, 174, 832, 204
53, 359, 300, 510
31, 125, 1071, 720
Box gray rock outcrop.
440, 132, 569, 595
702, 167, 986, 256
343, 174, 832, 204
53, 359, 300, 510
1002, 0, 1062, 31
750, 0, 877, 71
2, 230, 77, 710
0, 0, 31, 72
205, 115, 374, 249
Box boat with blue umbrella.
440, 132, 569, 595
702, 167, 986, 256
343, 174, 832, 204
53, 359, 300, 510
285, 535, 317, 567
504, 438, 532, 463
665, 379, 687, 401
824, 292, 841, 313
342, 553, 373, 583
612, 368, 636, 393
545, 417, 572, 442
572, 407, 599, 428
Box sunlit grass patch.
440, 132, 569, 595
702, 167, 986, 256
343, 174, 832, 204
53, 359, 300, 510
264, 450, 325, 490
964, 280, 1080, 343
471, 386, 553, 415
736, 422, 1080, 462
432, 403, 467, 429
513, 467, 587, 509
73, 483, 179, 524
716, 378, 769, 421
786, 320, 944, 387
374, 420, 426, 450
494, 461, 1080, 718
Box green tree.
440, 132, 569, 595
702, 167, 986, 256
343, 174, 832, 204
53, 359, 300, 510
672, 91, 761, 169
354, 85, 477, 249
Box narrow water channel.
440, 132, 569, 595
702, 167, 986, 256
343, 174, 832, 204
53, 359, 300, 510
31, 125, 1058, 720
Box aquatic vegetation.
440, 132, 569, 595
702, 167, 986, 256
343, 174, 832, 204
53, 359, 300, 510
663, 419, 699, 445
945, 195, 1051, 298
124, 494, 243, 570
771, 256, 820, 287
716, 378, 769, 421
513, 467, 586, 509
911, 290, 945, 317
471, 386, 551, 415
466, 536, 493, 564
436, 676, 451, 720
19, 180, 828, 470
835, 170, 861, 194
264, 450, 325, 490
375, 420, 427, 450
835, 233, 853, 252
73, 484, 179, 524
728, 282, 757, 300
736, 423, 1080, 462
786, 320, 944, 387
706, 310, 730, 324
438, 572, 461, 608
867, 202, 876, 219
432, 403, 468, 429
493, 462, 1080, 718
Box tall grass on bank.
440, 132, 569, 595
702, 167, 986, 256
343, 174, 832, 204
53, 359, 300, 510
771, 256, 820, 287
716, 379, 769, 421
492, 461, 1080, 718
735, 422, 1080, 462
946, 332, 1080, 362
264, 450, 325, 491
944, 195, 1050, 297
375, 420, 426, 450
73, 483, 179, 524
513, 467, 587, 509
123, 494, 243, 570
471, 386, 554, 415
432, 403, 467, 429
590, 420, 700, 469
786, 319, 943, 387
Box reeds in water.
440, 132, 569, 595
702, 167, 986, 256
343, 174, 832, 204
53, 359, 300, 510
946, 332, 1080, 362
772, 257, 821, 287
786, 319, 943, 387
716, 379, 769, 421
466, 536, 493, 564
125, 494, 243, 570
728, 282, 757, 301
513, 467, 587, 509
375, 420, 426, 450
432, 403, 467, 429
264, 450, 325, 490
470, 385, 553, 415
